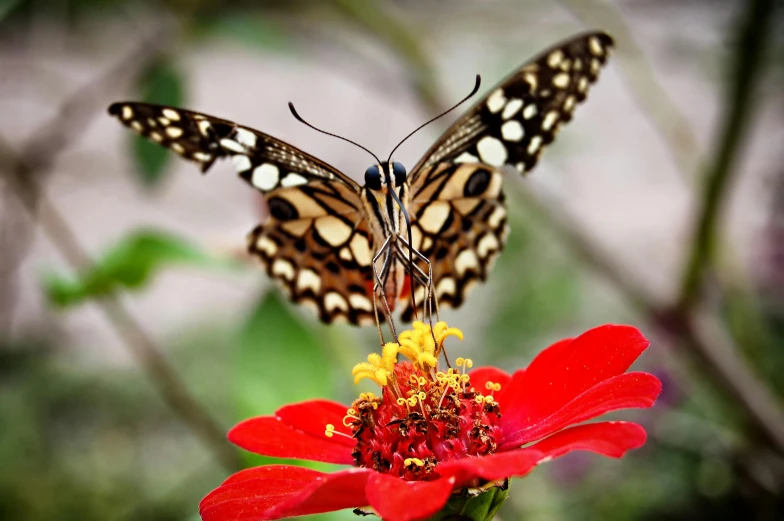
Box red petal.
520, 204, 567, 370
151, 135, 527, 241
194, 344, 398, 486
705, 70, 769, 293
229, 416, 353, 465
502, 325, 650, 428
366, 473, 456, 521
437, 421, 647, 487
468, 366, 512, 405
276, 399, 353, 438
263, 468, 374, 519
200, 465, 326, 521
500, 372, 661, 448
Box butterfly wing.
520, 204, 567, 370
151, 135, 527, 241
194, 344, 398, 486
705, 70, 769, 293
107, 102, 358, 191
247, 180, 377, 325
408, 31, 614, 178
402, 32, 613, 319
400, 163, 508, 321
108, 103, 377, 324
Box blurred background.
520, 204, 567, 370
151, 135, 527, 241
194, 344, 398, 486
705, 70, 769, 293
1, 0, 783, 519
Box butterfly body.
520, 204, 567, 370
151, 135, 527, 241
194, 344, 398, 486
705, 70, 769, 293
108, 31, 613, 325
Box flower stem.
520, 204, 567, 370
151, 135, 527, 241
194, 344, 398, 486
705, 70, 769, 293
427, 486, 510, 521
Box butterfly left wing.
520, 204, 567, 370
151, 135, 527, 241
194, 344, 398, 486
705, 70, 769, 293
108, 103, 380, 324
400, 163, 508, 321
401, 32, 614, 319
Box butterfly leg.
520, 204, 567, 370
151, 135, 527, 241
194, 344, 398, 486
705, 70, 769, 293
393, 238, 442, 354
371, 235, 398, 345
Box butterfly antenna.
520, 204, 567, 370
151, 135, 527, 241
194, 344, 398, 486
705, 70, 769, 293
288, 102, 382, 165
386, 74, 481, 163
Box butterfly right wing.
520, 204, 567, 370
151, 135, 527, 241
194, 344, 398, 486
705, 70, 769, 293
108, 102, 379, 325
246, 180, 378, 325
107, 102, 357, 192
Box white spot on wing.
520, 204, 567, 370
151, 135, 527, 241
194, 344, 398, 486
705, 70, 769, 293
350, 234, 371, 267
486, 89, 506, 113
121, 106, 133, 120
281, 173, 308, 187
272, 259, 295, 281
502, 98, 523, 120
455, 250, 479, 276
488, 206, 506, 228
501, 120, 524, 142
348, 294, 373, 312
256, 236, 277, 256
527, 136, 543, 155
324, 292, 348, 312
476, 136, 507, 167
162, 108, 181, 121
589, 36, 603, 56
477, 233, 500, 258
454, 152, 479, 163
232, 154, 252, 172
220, 139, 244, 153
523, 105, 537, 119
552, 73, 570, 89
252, 163, 279, 191
419, 202, 451, 234
437, 277, 456, 297
542, 111, 559, 131
314, 216, 352, 247
297, 269, 321, 293
235, 128, 257, 148
165, 126, 183, 138
547, 49, 564, 68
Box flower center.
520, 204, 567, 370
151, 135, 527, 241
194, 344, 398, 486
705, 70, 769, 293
328, 322, 503, 481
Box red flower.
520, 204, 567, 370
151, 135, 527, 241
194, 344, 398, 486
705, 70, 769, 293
200, 323, 661, 521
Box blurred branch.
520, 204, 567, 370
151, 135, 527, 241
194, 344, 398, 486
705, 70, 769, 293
0, 31, 241, 472
558, 0, 700, 182
503, 0, 784, 455
510, 180, 784, 455
677, 0, 776, 310
331, 0, 443, 115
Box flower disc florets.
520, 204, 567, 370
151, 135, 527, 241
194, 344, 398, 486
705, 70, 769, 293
341, 322, 503, 482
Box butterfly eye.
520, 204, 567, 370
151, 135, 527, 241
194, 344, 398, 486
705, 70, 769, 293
392, 162, 407, 186
365, 165, 382, 190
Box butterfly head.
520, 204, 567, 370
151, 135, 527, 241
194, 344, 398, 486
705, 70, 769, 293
364, 162, 406, 193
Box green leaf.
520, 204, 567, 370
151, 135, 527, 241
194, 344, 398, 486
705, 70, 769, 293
234, 291, 337, 462
43, 229, 226, 307
131, 57, 185, 187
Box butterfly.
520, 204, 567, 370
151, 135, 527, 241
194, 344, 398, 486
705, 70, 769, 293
108, 31, 613, 326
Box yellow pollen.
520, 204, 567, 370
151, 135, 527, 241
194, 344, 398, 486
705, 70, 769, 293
325, 424, 335, 437
484, 396, 495, 404
475, 395, 485, 404
404, 457, 425, 467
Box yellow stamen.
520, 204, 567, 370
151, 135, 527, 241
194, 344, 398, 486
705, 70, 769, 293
404, 457, 425, 467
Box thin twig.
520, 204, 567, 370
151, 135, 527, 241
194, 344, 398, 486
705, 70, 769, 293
558, 0, 701, 183
677, 0, 776, 310
0, 32, 241, 471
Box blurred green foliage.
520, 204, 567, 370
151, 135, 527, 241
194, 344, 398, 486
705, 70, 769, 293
43, 230, 229, 307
